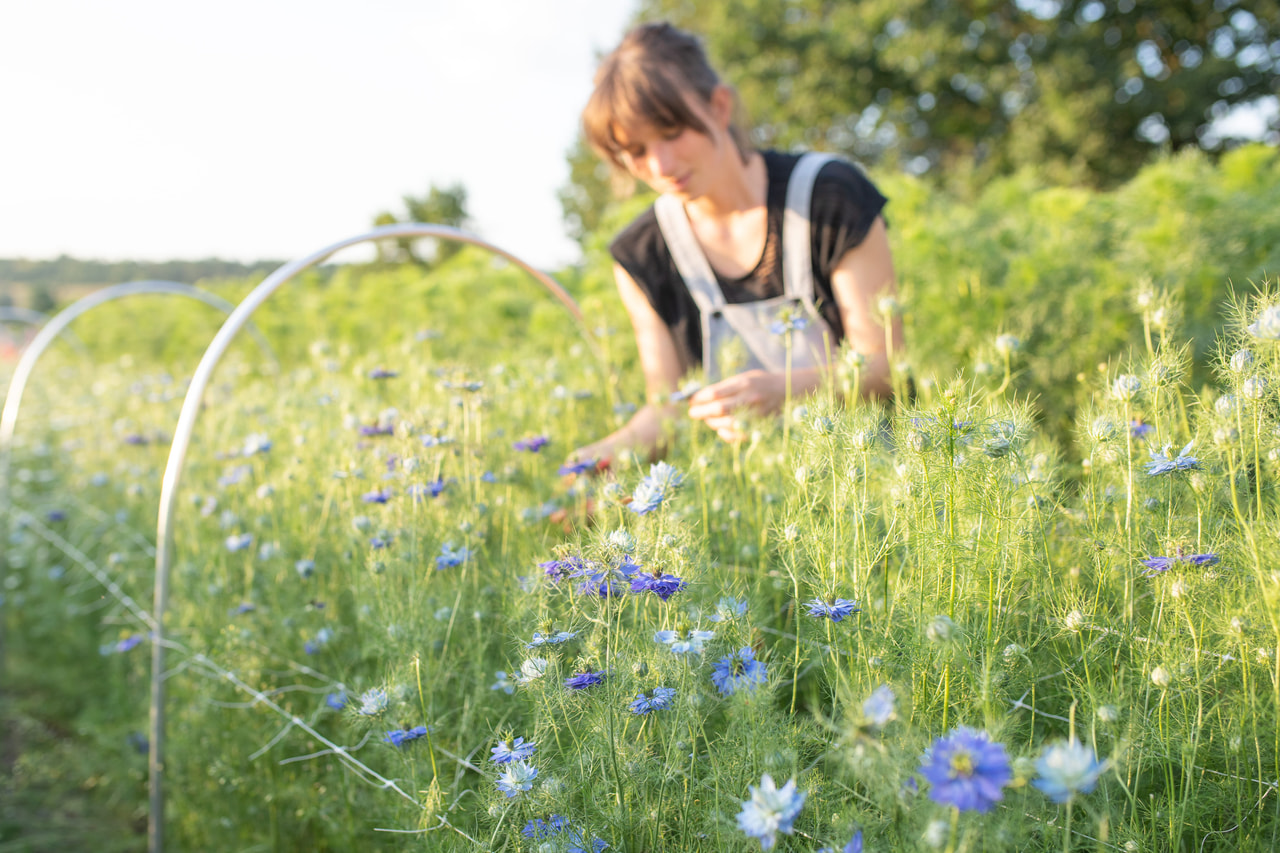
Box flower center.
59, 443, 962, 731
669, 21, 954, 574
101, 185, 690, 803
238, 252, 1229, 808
949, 750, 974, 778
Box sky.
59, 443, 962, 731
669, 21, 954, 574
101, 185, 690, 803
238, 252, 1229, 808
0, 0, 637, 270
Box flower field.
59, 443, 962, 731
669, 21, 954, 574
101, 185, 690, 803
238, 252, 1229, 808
5, 147, 1280, 852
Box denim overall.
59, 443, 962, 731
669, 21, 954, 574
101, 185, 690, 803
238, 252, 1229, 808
654, 152, 839, 382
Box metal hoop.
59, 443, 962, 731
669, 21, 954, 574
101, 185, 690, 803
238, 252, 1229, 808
0, 281, 280, 847
147, 223, 598, 852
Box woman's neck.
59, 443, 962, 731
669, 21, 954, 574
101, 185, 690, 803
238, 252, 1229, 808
686, 150, 766, 220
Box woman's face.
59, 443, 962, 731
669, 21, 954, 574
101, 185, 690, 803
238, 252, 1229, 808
613, 87, 733, 199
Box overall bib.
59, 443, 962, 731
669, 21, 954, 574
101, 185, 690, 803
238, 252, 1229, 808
654, 151, 840, 383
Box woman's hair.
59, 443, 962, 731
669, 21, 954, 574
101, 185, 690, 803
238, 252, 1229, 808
583, 22, 751, 171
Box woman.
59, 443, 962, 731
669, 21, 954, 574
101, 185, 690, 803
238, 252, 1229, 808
571, 22, 901, 466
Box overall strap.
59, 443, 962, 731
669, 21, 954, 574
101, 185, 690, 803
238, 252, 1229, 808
782, 152, 839, 303
654, 194, 725, 316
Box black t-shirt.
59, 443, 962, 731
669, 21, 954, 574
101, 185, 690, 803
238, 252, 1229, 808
609, 150, 888, 372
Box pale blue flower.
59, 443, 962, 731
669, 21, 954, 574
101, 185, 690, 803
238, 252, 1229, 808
654, 628, 714, 655
862, 684, 896, 727
496, 761, 538, 798
355, 688, 390, 717
736, 773, 806, 850
1032, 740, 1108, 803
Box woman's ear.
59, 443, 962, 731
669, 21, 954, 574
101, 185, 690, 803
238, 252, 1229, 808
709, 84, 735, 129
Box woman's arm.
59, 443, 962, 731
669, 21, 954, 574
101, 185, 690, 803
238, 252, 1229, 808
829, 215, 901, 398
568, 264, 685, 467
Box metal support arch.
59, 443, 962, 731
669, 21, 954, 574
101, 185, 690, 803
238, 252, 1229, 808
0, 280, 278, 802
147, 223, 598, 852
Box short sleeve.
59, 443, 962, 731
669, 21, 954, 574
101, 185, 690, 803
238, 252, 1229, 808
810, 160, 888, 282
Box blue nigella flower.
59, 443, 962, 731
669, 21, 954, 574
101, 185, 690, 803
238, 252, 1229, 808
523, 814, 570, 840
384, 725, 428, 747
362, 488, 393, 503
654, 628, 714, 655
496, 761, 538, 798
369, 536, 389, 550
564, 670, 606, 690
629, 461, 684, 515
919, 726, 1012, 813
295, 559, 316, 579
769, 314, 810, 336
1130, 420, 1154, 439
355, 688, 390, 717
231, 601, 256, 616
304, 627, 334, 655
103, 634, 145, 655
629, 686, 677, 714
1032, 739, 1109, 803
436, 542, 474, 569
368, 367, 398, 379
862, 684, 896, 727
559, 458, 598, 476
127, 731, 149, 754
804, 598, 861, 622
491, 671, 515, 694
513, 435, 549, 453
708, 596, 748, 622
45, 509, 68, 523
526, 630, 577, 649
325, 691, 347, 711
491, 736, 537, 764
359, 423, 394, 437
630, 570, 689, 601
712, 646, 768, 696
736, 773, 806, 851
818, 830, 863, 853
1145, 441, 1199, 476
480, 470, 498, 484
224, 533, 253, 552
1140, 550, 1219, 578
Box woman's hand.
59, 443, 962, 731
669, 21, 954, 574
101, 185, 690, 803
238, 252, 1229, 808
686, 370, 786, 443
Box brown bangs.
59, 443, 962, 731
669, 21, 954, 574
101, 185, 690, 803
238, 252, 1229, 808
583, 53, 711, 170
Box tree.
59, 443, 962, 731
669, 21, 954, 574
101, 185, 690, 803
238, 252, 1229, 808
563, 0, 1279, 236
373, 183, 470, 267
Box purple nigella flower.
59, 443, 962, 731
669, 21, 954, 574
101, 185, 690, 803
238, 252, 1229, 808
630, 571, 689, 601
490, 736, 537, 764
629, 686, 677, 714
513, 435, 549, 453
919, 726, 1012, 813
1130, 420, 1155, 439
367, 367, 398, 379
559, 458, 598, 476
805, 598, 861, 622
358, 423, 395, 437
712, 646, 768, 696
1140, 550, 1219, 578
362, 488, 392, 503
383, 725, 428, 747
369, 536, 389, 549
540, 554, 587, 583
45, 509, 67, 523
1145, 441, 1199, 476
231, 602, 256, 616
325, 691, 347, 710
564, 670, 606, 690
123, 433, 149, 446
